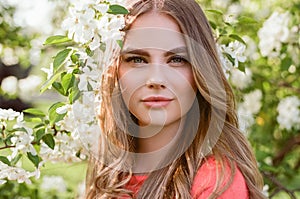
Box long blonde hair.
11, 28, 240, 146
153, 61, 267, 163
86, 0, 266, 198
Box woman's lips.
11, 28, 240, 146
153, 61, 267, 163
141, 96, 173, 108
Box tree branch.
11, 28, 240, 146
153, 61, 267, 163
273, 134, 300, 166
262, 171, 298, 199
277, 81, 300, 94
0, 145, 16, 150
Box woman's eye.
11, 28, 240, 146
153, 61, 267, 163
124, 56, 147, 64
169, 56, 188, 64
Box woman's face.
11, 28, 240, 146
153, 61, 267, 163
118, 12, 197, 127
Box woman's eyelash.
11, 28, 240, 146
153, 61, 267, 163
123, 55, 189, 64
124, 56, 147, 63
169, 55, 188, 63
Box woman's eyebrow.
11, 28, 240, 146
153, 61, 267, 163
121, 48, 150, 56
164, 46, 188, 56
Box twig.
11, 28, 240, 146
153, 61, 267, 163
0, 145, 16, 150
273, 134, 300, 166
277, 81, 300, 94
52, 124, 58, 136
262, 171, 298, 199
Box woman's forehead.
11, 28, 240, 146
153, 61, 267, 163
123, 28, 186, 53
129, 11, 181, 32
123, 12, 186, 52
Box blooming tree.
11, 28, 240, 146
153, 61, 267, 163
0, 0, 299, 198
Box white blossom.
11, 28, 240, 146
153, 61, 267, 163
30, 37, 45, 66
10, 130, 36, 159
262, 184, 269, 197
0, 0, 127, 187
39, 132, 84, 163
277, 96, 300, 130
62, 7, 96, 43
242, 89, 263, 114
89, 34, 101, 51
41, 176, 67, 193
221, 41, 246, 67
41, 64, 54, 80
76, 181, 86, 199
1, 76, 18, 95
0, 161, 38, 185
72, 93, 97, 124
216, 43, 234, 78
2, 47, 19, 65
94, 4, 109, 14
242, 35, 260, 60
18, 75, 43, 101
238, 89, 263, 132
238, 107, 255, 134
62, 0, 125, 45
56, 110, 76, 133
224, 3, 243, 24
258, 11, 290, 57
56, 104, 71, 115
230, 68, 252, 89
9, 0, 56, 35
104, 0, 126, 6
212, 0, 231, 9
78, 66, 100, 91
0, 108, 20, 121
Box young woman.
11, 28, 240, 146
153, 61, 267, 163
86, 0, 266, 198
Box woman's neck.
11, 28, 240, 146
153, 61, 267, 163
136, 117, 185, 153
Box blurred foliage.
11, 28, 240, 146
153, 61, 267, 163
0, 0, 299, 198
202, 0, 300, 198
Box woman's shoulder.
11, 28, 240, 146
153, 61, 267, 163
191, 156, 249, 199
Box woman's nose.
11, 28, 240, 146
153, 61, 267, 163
145, 64, 167, 89
146, 78, 166, 89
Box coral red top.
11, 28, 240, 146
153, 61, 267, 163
125, 157, 249, 198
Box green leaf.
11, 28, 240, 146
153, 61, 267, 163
107, 4, 129, 14
69, 86, 81, 104
42, 134, 55, 150
87, 82, 93, 91
205, 9, 223, 16
219, 28, 228, 36
4, 134, 14, 146
229, 34, 246, 45
116, 40, 123, 48
85, 47, 94, 56
238, 16, 257, 24
0, 156, 11, 166
208, 20, 217, 29
61, 73, 75, 95
8, 127, 27, 133
23, 108, 45, 117
52, 82, 66, 96
35, 128, 45, 142
44, 35, 72, 45
76, 150, 81, 158
223, 52, 235, 65
261, 164, 280, 173
238, 64, 246, 73
33, 123, 45, 129
27, 153, 41, 168
48, 102, 67, 125
26, 117, 42, 123
53, 48, 72, 72
281, 57, 292, 71
11, 154, 22, 166
71, 53, 79, 63
40, 71, 62, 93
100, 42, 106, 52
